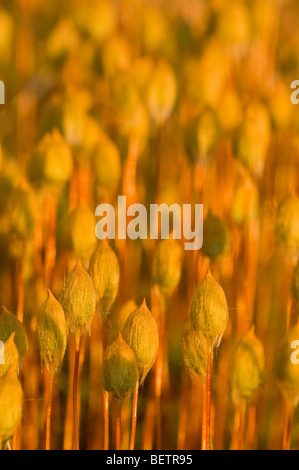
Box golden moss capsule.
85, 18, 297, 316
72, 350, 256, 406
189, 270, 229, 348
181, 322, 207, 379
102, 333, 138, 399
0, 333, 19, 377
273, 324, 299, 406
276, 193, 299, 255
184, 109, 220, 164
93, 135, 121, 192
230, 328, 265, 398
68, 205, 96, 260
102, 35, 131, 78
231, 173, 258, 226
60, 260, 96, 335
218, 2, 250, 48
202, 211, 229, 258
152, 238, 183, 295
122, 299, 159, 382
0, 306, 28, 361
0, 367, 23, 444
146, 60, 177, 126
291, 262, 299, 302
37, 290, 67, 374
46, 19, 79, 64
30, 130, 73, 186
233, 102, 271, 177
89, 241, 120, 314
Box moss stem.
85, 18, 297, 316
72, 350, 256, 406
73, 331, 81, 450
104, 391, 109, 450
130, 381, 139, 450
206, 346, 212, 450
45, 368, 54, 450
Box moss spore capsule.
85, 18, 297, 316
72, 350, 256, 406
102, 332, 138, 399
37, 290, 68, 374
189, 270, 229, 348
89, 240, 120, 314
60, 260, 96, 335
152, 238, 183, 295
230, 328, 265, 399
122, 299, 159, 382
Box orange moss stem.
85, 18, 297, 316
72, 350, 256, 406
283, 403, 294, 450
237, 398, 247, 451
130, 381, 139, 450
205, 347, 212, 450
116, 399, 122, 450
104, 391, 109, 450
73, 331, 81, 450
45, 368, 54, 451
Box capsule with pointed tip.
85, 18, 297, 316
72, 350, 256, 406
102, 332, 138, 399
122, 299, 159, 383
37, 290, 68, 374
189, 270, 229, 348
89, 240, 120, 314
60, 260, 96, 335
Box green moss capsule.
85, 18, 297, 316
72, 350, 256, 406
102, 333, 138, 399
122, 299, 159, 382
202, 211, 229, 258
60, 260, 96, 335
230, 328, 265, 398
37, 290, 68, 374
89, 241, 120, 314
189, 270, 229, 348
